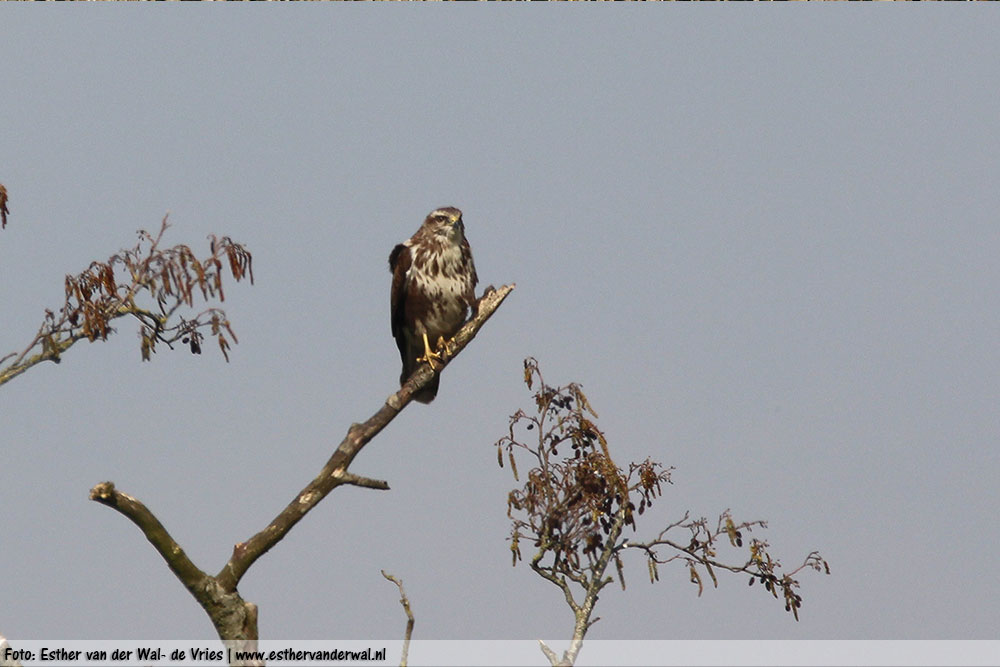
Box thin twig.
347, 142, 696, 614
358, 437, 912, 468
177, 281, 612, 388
381, 571, 414, 667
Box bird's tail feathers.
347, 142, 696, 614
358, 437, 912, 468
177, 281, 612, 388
400, 356, 439, 404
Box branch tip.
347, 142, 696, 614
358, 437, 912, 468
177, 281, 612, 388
89, 481, 116, 502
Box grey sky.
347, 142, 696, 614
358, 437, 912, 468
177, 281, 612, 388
2, 7, 998, 656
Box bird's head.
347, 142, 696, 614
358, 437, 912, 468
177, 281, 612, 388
424, 207, 465, 244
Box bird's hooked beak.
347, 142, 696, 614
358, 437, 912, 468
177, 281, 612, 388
448, 212, 465, 240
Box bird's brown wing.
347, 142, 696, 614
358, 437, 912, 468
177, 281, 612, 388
389, 241, 440, 402
389, 242, 412, 361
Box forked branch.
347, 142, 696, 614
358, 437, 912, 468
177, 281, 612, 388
91, 283, 515, 643
381, 571, 415, 667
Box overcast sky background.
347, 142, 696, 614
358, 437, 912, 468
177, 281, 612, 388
2, 6, 998, 657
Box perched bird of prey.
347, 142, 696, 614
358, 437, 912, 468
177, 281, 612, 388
389, 206, 478, 403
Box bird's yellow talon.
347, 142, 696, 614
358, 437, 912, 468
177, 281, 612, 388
416, 332, 443, 370
437, 335, 457, 358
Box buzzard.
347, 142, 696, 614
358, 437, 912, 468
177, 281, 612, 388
389, 207, 478, 403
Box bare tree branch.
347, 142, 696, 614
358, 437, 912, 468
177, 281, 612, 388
89, 482, 208, 592
217, 283, 515, 593
88, 482, 259, 642
340, 471, 391, 490
91, 283, 515, 644
381, 571, 414, 667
